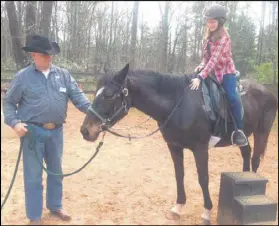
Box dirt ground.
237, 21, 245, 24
1, 102, 278, 225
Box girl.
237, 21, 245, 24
189, 3, 248, 147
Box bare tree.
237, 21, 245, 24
5, 1, 28, 69
184, 16, 189, 73
51, 1, 58, 41
25, 1, 37, 41
271, 1, 278, 87
168, 24, 181, 72
16, 1, 25, 36
257, 1, 266, 65
0, 0, 277, 83
1, 3, 12, 61
86, 2, 98, 71
24, 1, 37, 64
39, 1, 53, 37
130, 1, 140, 69
159, 1, 170, 72
106, 1, 114, 68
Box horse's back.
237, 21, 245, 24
240, 79, 278, 108
240, 79, 278, 133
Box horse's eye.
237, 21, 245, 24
104, 94, 114, 100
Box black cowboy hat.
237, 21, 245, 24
22, 34, 60, 55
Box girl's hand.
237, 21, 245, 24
194, 65, 204, 73
190, 78, 201, 90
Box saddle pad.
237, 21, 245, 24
202, 78, 244, 122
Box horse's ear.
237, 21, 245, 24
114, 63, 129, 84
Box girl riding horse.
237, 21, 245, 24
190, 3, 248, 147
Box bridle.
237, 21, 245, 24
87, 77, 189, 140
87, 80, 130, 131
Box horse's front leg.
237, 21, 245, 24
166, 143, 185, 220
193, 146, 213, 225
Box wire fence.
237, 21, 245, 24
1, 70, 103, 95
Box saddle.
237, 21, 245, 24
201, 71, 246, 137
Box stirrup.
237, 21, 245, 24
231, 130, 248, 147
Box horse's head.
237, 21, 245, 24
81, 63, 131, 142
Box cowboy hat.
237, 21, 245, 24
22, 34, 60, 55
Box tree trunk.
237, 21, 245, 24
184, 15, 188, 73
63, 16, 66, 58
257, 1, 266, 65
87, 18, 92, 71
36, 1, 42, 33
25, 1, 37, 64
139, 13, 144, 67
16, 1, 23, 35
184, 31, 188, 73
25, 1, 37, 41
39, 1, 53, 37
160, 1, 169, 72
53, 1, 58, 41
271, 1, 277, 87
1, 13, 10, 61
124, 9, 131, 65
197, 16, 204, 59
168, 26, 180, 73
5, 1, 28, 69
107, 1, 114, 68
130, 1, 139, 69
168, 30, 172, 66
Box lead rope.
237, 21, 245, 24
1, 128, 106, 211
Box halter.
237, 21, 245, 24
88, 79, 130, 130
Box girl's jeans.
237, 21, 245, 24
222, 74, 243, 130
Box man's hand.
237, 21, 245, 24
190, 78, 201, 90
13, 122, 28, 137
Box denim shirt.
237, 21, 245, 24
3, 63, 91, 128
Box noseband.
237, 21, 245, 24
88, 81, 130, 130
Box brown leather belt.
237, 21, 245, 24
28, 122, 62, 130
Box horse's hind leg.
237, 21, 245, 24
166, 143, 186, 220
252, 109, 277, 172
240, 143, 251, 171
252, 132, 270, 172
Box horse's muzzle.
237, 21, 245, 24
80, 126, 89, 138
80, 125, 101, 142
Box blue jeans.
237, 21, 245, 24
22, 125, 63, 220
222, 74, 243, 129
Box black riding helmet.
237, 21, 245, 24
203, 3, 227, 25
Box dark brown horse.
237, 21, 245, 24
80, 64, 278, 224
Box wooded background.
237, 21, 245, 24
1, 1, 278, 89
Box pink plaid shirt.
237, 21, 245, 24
199, 33, 236, 84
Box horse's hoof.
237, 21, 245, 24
165, 210, 180, 220
201, 219, 211, 225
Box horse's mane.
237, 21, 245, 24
99, 68, 195, 96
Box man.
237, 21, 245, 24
3, 34, 91, 225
